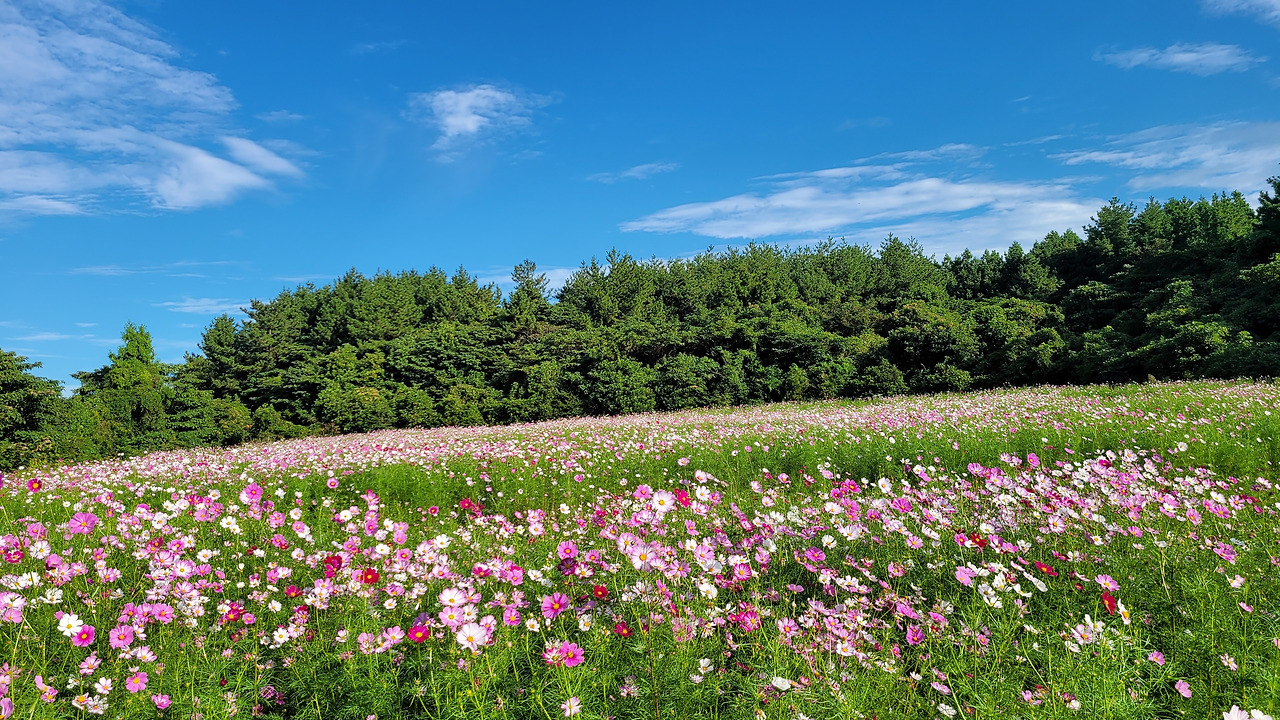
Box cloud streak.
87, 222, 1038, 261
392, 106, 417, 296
406, 84, 552, 161
69, 260, 244, 276
155, 297, 249, 315
0, 0, 305, 215
1053, 121, 1280, 195
1203, 0, 1280, 26
1098, 42, 1265, 75
588, 162, 679, 183
621, 145, 1102, 256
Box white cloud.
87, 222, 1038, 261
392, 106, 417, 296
255, 110, 305, 123
0, 195, 84, 215
155, 297, 248, 314
475, 265, 578, 293
0, 0, 303, 215
221, 137, 303, 178
621, 145, 1103, 256
69, 259, 243, 276
350, 40, 405, 55
11, 331, 83, 341
151, 138, 269, 209
858, 143, 987, 163
1098, 43, 1265, 75
406, 84, 551, 160
1053, 121, 1280, 195
1203, 0, 1280, 26
588, 162, 680, 183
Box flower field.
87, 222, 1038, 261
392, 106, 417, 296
1, 381, 1278, 719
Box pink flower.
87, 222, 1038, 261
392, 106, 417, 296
503, 608, 522, 626
906, 625, 925, 646
152, 694, 171, 710
239, 482, 264, 504
1148, 651, 1165, 665
1095, 574, 1119, 591
34, 675, 56, 702
561, 642, 585, 668
108, 625, 134, 649
556, 541, 578, 559
125, 671, 149, 693
71, 625, 95, 647
542, 640, 585, 667
541, 593, 570, 620
561, 696, 581, 717
1175, 680, 1192, 698
67, 512, 99, 535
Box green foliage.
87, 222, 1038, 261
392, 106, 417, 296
5, 175, 1280, 468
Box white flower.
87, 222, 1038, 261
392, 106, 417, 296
770, 677, 792, 691
697, 581, 718, 600
57, 613, 84, 637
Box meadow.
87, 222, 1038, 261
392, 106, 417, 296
1, 380, 1278, 719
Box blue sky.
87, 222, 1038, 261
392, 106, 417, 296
2, 0, 1279, 387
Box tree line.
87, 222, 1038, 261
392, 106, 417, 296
3, 177, 1279, 470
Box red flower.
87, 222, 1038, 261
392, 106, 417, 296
592, 585, 609, 600
613, 621, 633, 637
1101, 590, 1117, 615
360, 567, 380, 585
1034, 561, 1058, 577
969, 533, 988, 549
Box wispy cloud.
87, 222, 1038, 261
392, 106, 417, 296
1053, 121, 1280, 195
11, 331, 83, 342
155, 297, 249, 315
1203, 0, 1280, 26
255, 110, 305, 124
0, 0, 305, 215
221, 137, 303, 178
858, 143, 987, 164
275, 273, 336, 283
475, 266, 578, 293
621, 144, 1101, 255
69, 260, 244, 276
405, 84, 552, 161
1098, 42, 1265, 75
588, 162, 679, 184
350, 40, 405, 55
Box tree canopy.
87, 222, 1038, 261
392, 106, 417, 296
4, 177, 1279, 470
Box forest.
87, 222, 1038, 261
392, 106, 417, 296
3, 178, 1279, 470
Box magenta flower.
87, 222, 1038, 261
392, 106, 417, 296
541, 592, 570, 620
560, 642, 585, 668
71, 625, 95, 647
543, 640, 586, 668
108, 625, 134, 649
67, 512, 99, 535
239, 482, 264, 504
125, 672, 149, 693
503, 608, 522, 626
556, 541, 578, 559
906, 624, 925, 646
